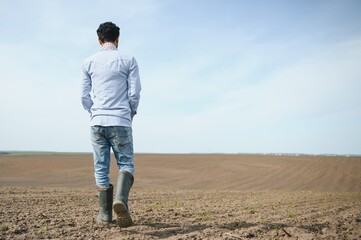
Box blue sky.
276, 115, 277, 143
0, 0, 360, 154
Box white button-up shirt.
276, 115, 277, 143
81, 43, 141, 127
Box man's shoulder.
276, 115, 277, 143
115, 54, 138, 67
82, 51, 104, 63
118, 54, 137, 63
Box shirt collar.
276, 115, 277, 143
101, 42, 117, 51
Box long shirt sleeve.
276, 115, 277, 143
80, 65, 93, 113
127, 57, 141, 117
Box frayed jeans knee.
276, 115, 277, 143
91, 126, 134, 187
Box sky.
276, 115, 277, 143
0, 0, 360, 155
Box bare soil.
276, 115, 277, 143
0, 154, 360, 239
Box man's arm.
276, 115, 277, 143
127, 57, 141, 118
80, 64, 93, 114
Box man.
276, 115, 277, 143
81, 22, 141, 227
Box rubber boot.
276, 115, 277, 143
113, 171, 134, 227
96, 184, 113, 224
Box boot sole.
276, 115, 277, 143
113, 201, 133, 228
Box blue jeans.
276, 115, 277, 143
91, 126, 134, 187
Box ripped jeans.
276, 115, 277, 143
90, 126, 134, 187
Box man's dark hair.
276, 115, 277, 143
97, 22, 120, 43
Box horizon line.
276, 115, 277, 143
1, 150, 360, 157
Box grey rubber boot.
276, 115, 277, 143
96, 184, 113, 224
113, 171, 134, 227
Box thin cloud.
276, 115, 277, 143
0, 0, 360, 154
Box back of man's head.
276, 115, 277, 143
97, 22, 120, 43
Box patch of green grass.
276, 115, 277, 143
0, 225, 9, 232
149, 201, 167, 210
287, 210, 295, 219
249, 209, 256, 214
145, 217, 154, 225
196, 211, 214, 221
147, 196, 181, 211
34, 226, 48, 237
270, 204, 277, 210
259, 216, 266, 224
173, 196, 181, 208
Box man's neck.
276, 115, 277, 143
102, 42, 117, 50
